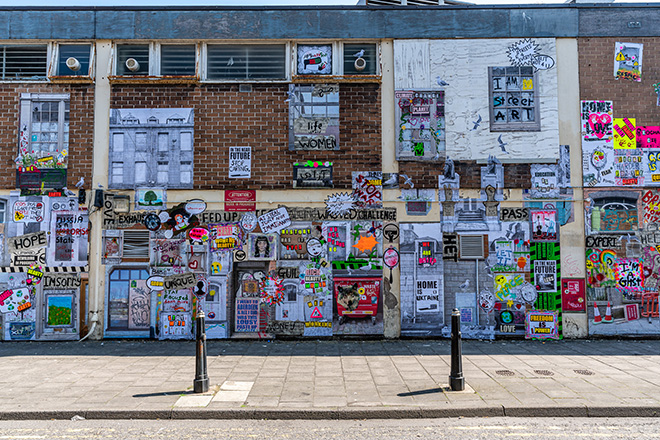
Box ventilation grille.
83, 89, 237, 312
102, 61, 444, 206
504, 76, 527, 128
459, 235, 485, 259
161, 45, 196, 76
122, 230, 150, 259
0, 46, 48, 80
207, 44, 286, 80
116, 44, 149, 76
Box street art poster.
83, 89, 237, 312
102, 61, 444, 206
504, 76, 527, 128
257, 207, 291, 234
303, 294, 333, 337
586, 248, 617, 300
297, 45, 332, 75
533, 260, 557, 293
525, 310, 559, 340
288, 84, 339, 151
47, 210, 89, 267
506, 38, 555, 71
128, 280, 150, 330
293, 161, 333, 188
150, 239, 187, 269
394, 90, 445, 161
235, 298, 259, 332
613, 118, 636, 150
583, 141, 615, 187
581, 100, 613, 141
323, 222, 349, 262
279, 224, 314, 260
614, 149, 644, 186
247, 233, 278, 261
493, 273, 525, 303
352, 171, 383, 209
615, 258, 644, 295
350, 221, 382, 258
45, 295, 73, 327
159, 311, 192, 339
531, 210, 558, 242
333, 277, 383, 335
614, 42, 643, 82
202, 276, 227, 323
561, 278, 586, 312
161, 289, 192, 313
135, 188, 166, 211
637, 126, 660, 149
228, 147, 252, 179
12, 200, 44, 223
208, 223, 242, 252
415, 277, 441, 313
0, 287, 31, 314
530, 164, 560, 199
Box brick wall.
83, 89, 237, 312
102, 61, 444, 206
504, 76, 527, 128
579, 37, 660, 122
110, 83, 381, 190
399, 161, 531, 189
0, 84, 94, 189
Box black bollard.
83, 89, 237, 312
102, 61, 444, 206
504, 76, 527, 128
449, 308, 465, 391
193, 310, 209, 393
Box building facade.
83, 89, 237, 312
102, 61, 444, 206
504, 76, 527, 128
0, 4, 655, 341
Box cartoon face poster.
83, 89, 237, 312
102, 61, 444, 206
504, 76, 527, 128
614, 42, 643, 82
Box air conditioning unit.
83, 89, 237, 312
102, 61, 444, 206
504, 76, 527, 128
459, 235, 486, 260
65, 57, 81, 71
125, 58, 140, 72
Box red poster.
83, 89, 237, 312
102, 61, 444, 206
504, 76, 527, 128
334, 277, 381, 320
225, 190, 256, 212
561, 278, 586, 312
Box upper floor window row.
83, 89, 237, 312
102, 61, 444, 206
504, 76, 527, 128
0, 42, 379, 82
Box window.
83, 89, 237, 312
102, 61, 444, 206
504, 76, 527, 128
161, 45, 196, 76
116, 44, 149, 76
0, 45, 47, 80
488, 66, 540, 131
107, 268, 149, 330
57, 44, 92, 76
343, 43, 378, 75
297, 44, 332, 75
207, 44, 286, 80
0, 199, 6, 223
18, 93, 70, 166
288, 84, 339, 150
111, 162, 123, 185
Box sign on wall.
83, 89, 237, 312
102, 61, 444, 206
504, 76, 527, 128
561, 278, 586, 312
235, 298, 259, 332
293, 162, 333, 188
228, 147, 252, 179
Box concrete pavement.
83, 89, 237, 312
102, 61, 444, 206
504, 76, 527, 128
1, 339, 659, 419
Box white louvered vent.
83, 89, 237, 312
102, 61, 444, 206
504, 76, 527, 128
161, 45, 196, 76
0, 46, 48, 80
207, 44, 286, 80
459, 235, 485, 260
122, 230, 150, 259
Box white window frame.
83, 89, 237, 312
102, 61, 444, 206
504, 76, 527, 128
111, 42, 200, 79
0, 43, 50, 82
488, 66, 540, 132
48, 42, 95, 80
19, 93, 70, 162
340, 42, 381, 76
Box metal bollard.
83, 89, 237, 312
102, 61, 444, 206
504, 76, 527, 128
193, 310, 209, 393
449, 308, 465, 391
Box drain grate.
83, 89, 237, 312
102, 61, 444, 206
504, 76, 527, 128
495, 369, 515, 376
574, 369, 595, 376
534, 369, 554, 376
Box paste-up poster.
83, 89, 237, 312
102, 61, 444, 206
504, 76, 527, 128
352, 171, 382, 209
613, 118, 636, 150
228, 147, 252, 179
615, 42, 643, 82
531, 210, 558, 242
47, 210, 89, 267
582, 141, 615, 187
615, 258, 644, 295
614, 149, 644, 186
525, 310, 559, 340
128, 280, 150, 330
159, 311, 192, 339
533, 260, 557, 293
581, 100, 613, 141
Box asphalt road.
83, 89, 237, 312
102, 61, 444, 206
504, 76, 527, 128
0, 418, 658, 439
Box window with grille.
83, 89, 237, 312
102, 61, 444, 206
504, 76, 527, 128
57, 44, 91, 76
18, 93, 70, 167
288, 84, 340, 151
107, 267, 149, 330
207, 44, 286, 80
116, 44, 149, 76
343, 43, 378, 76
488, 66, 540, 131
161, 45, 196, 76
122, 231, 151, 259
0, 45, 47, 80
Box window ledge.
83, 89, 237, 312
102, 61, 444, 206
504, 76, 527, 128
108, 75, 198, 85
48, 76, 94, 84
292, 75, 381, 83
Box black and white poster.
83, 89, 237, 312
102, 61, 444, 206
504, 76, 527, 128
228, 147, 252, 179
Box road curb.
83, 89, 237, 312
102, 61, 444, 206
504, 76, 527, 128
0, 405, 658, 420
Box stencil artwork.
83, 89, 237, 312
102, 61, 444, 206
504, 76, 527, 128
506, 39, 555, 71
615, 42, 643, 82
394, 90, 445, 161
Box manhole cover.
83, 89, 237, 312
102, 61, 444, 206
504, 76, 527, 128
495, 369, 515, 376
534, 369, 554, 376
574, 369, 594, 376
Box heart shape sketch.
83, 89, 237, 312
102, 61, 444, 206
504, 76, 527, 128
588, 113, 612, 139
188, 260, 199, 270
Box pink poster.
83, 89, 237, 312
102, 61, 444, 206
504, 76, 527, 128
637, 126, 660, 148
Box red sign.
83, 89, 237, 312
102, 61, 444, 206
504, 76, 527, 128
225, 190, 255, 212
334, 277, 381, 319
561, 278, 586, 312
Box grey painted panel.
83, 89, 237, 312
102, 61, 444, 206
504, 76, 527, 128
510, 9, 577, 38
579, 8, 660, 37
97, 11, 136, 40
7, 11, 95, 40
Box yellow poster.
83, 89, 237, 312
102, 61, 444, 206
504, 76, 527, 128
613, 118, 636, 149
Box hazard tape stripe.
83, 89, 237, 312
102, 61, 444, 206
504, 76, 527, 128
0, 266, 88, 273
